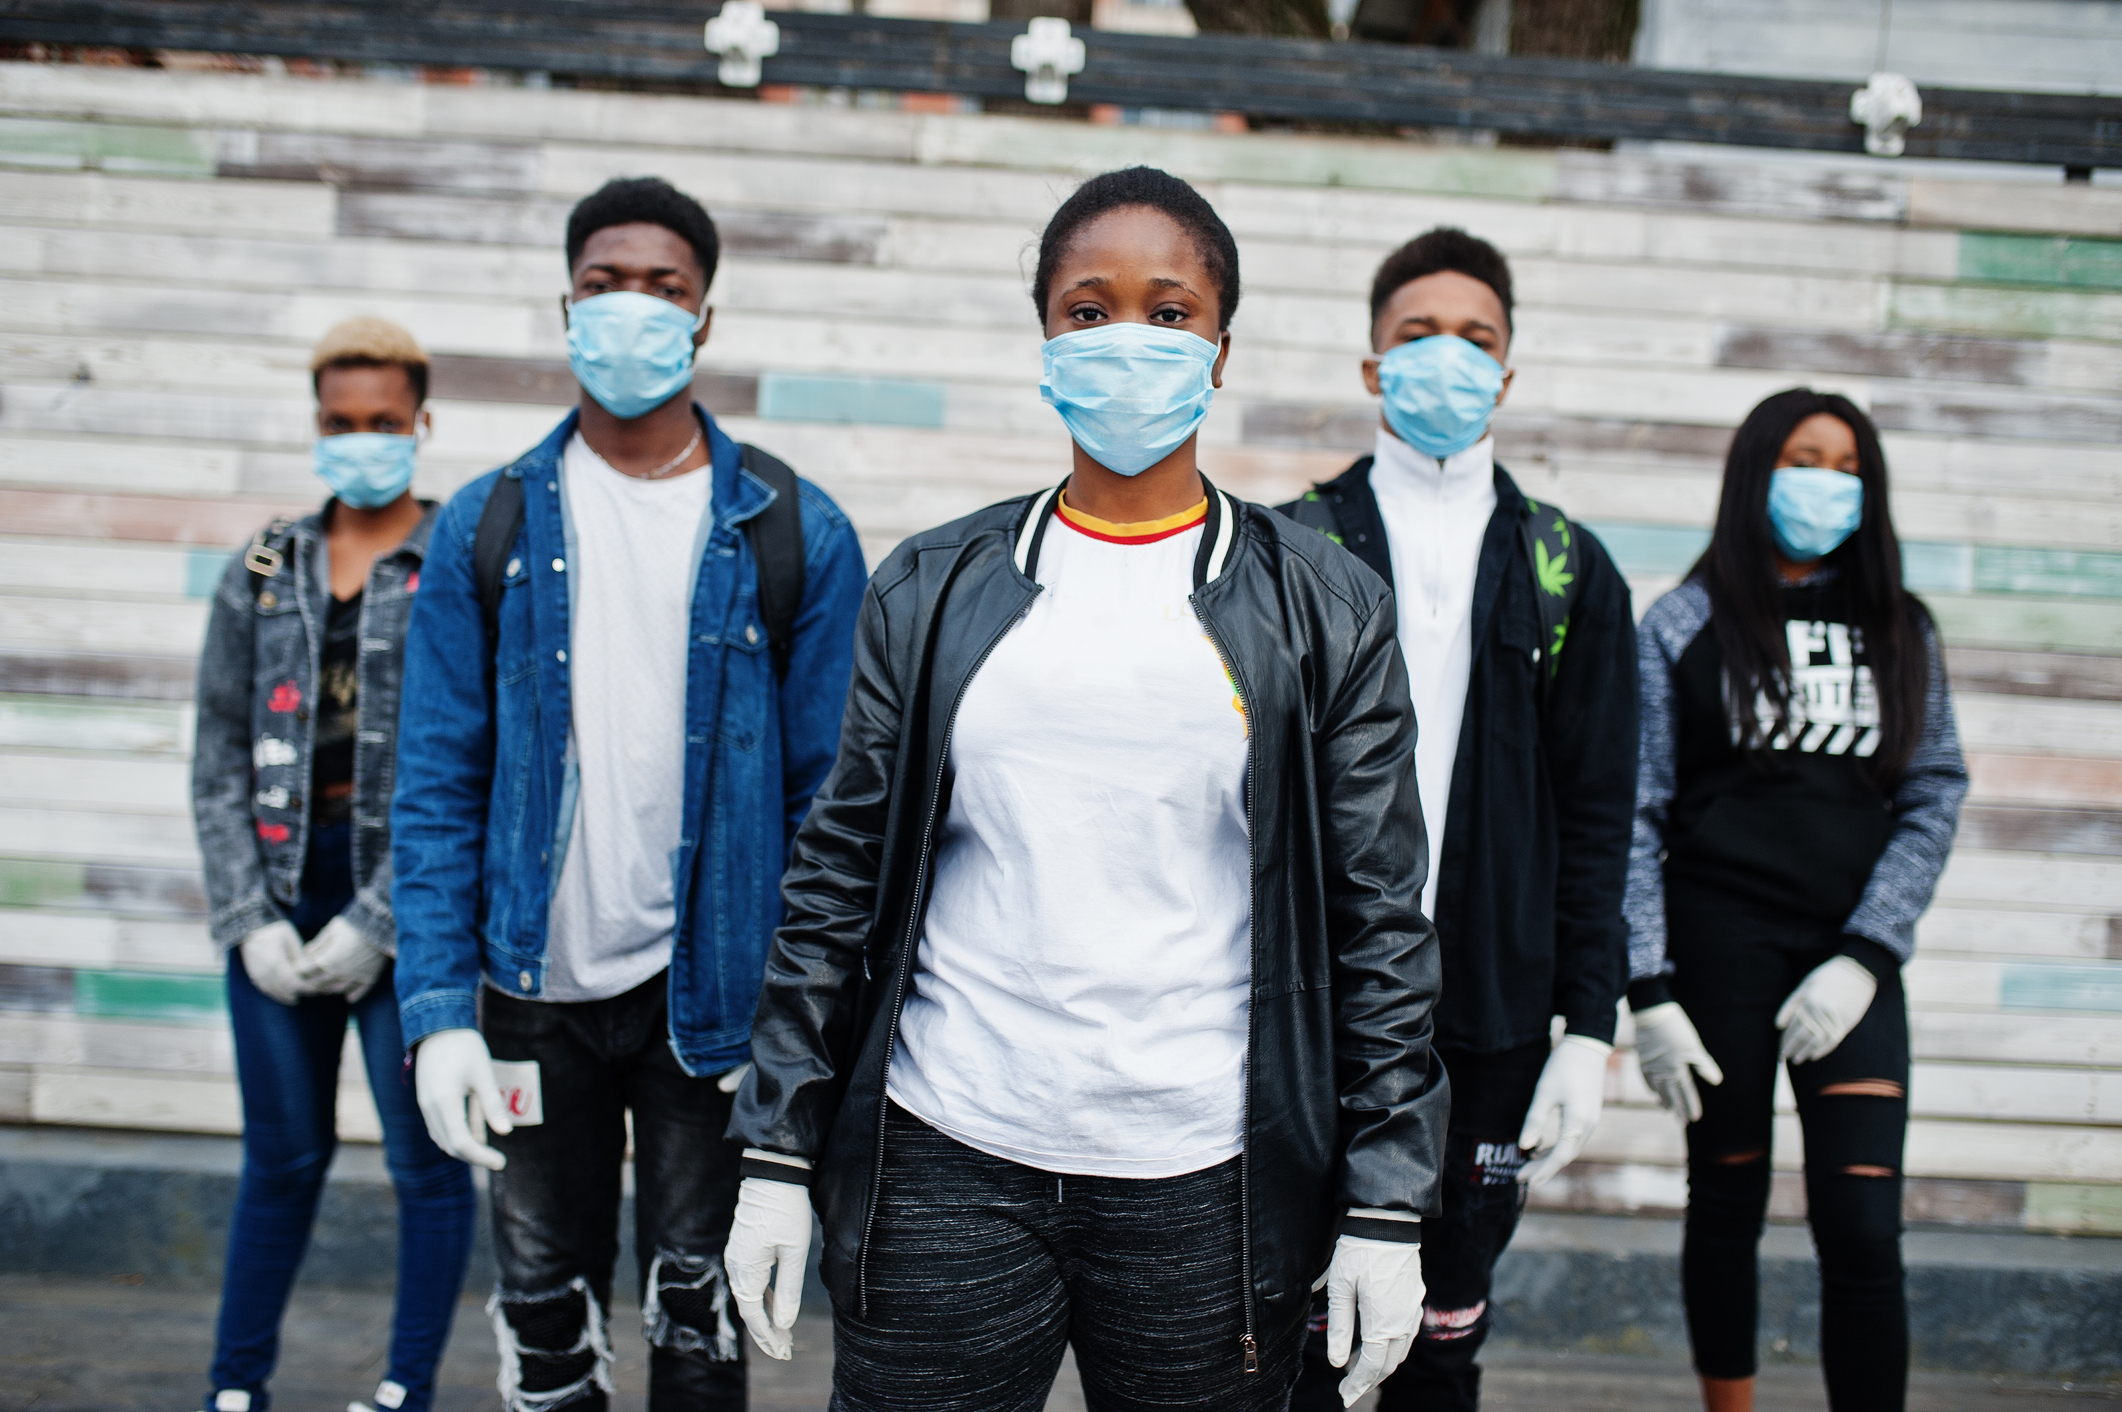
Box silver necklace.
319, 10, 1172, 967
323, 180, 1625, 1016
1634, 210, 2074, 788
640, 429, 702, 479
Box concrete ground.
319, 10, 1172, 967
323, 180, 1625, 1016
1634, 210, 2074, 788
1, 1274, 2112, 1412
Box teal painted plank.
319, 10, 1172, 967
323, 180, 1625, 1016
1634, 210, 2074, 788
1582, 522, 1706, 576
1960, 233, 2122, 293
184, 550, 226, 600
1926, 594, 2122, 655
1905, 542, 1975, 596
0, 117, 216, 177
73, 967, 224, 1023
1976, 546, 2122, 601
757, 373, 945, 429
2000, 963, 2122, 1013
1889, 282, 2122, 343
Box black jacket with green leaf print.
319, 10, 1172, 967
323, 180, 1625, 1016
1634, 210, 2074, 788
1277, 457, 1637, 1050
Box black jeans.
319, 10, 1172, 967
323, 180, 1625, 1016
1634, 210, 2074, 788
829, 1102, 1304, 1412
484, 973, 746, 1412
1669, 882, 1908, 1411
1289, 1042, 1547, 1412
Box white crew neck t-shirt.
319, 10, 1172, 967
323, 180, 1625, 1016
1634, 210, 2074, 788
886, 495, 1253, 1179
543, 431, 713, 1002
1370, 426, 1496, 920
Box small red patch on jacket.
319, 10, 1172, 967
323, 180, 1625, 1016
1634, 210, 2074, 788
257, 822, 291, 844
405, 571, 420, 594
266, 681, 301, 713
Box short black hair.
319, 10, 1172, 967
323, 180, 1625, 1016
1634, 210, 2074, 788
565, 177, 720, 289
1031, 166, 1240, 329
1369, 227, 1513, 333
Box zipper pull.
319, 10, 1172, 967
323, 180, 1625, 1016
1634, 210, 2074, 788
1240, 1333, 1259, 1374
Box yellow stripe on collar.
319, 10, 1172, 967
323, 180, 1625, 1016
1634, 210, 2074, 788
1055, 493, 1209, 543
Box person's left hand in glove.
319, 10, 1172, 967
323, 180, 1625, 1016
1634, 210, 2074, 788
1517, 1034, 1612, 1188
297, 916, 390, 1001
1320, 1211, 1424, 1407
1776, 955, 1877, 1065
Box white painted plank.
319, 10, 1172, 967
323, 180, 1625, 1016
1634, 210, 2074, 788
0, 330, 314, 398
0, 1012, 232, 1073
0, 696, 192, 755
0, 751, 190, 814
0, 536, 202, 597
0, 804, 200, 866
1938, 850, 2122, 914
1916, 905, 2117, 962
0, 432, 241, 496
0, 908, 216, 972
0, 168, 335, 238
1956, 694, 2122, 760
0, 592, 208, 656
27, 1063, 380, 1141
1911, 1010, 2122, 1066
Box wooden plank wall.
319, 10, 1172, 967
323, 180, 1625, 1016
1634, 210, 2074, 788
0, 60, 2117, 1235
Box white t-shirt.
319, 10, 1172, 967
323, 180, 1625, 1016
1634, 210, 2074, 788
542, 432, 713, 1002
1370, 427, 1496, 920
887, 495, 1253, 1179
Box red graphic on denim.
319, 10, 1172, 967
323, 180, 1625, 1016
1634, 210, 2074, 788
1420, 1301, 1486, 1342
257, 821, 291, 844
266, 681, 302, 714
406, 572, 420, 594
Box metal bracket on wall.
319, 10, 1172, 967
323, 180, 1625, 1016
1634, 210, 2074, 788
1850, 70, 1922, 157
704, 0, 780, 88
1011, 17, 1086, 104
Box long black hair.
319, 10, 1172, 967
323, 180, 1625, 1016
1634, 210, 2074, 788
1692, 388, 1931, 783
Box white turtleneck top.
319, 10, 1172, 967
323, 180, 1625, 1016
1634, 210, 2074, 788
1370, 425, 1497, 919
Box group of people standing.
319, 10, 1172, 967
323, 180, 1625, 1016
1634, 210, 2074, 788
190, 165, 1965, 1412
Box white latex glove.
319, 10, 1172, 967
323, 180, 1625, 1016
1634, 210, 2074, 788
716, 1062, 751, 1094
724, 1171, 813, 1360
1776, 956, 1878, 1065
1632, 1002, 1724, 1124
297, 915, 389, 1001
1322, 1224, 1425, 1406
413, 1028, 511, 1171
1517, 1034, 1612, 1188
240, 920, 307, 1006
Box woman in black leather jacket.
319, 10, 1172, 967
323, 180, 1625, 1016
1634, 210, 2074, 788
723, 167, 1449, 1412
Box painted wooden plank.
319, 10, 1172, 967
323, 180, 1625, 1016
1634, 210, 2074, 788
0, 805, 201, 868
0, 330, 314, 398
1959, 234, 2122, 293
26, 1064, 383, 1141
0, 536, 201, 597
1946, 647, 2122, 703
0, 751, 189, 815
1890, 282, 2122, 345
0, 432, 240, 496
0, 1011, 230, 1072
1910, 1009, 2122, 1067
0, 857, 206, 918
1919, 905, 2114, 962
0, 593, 207, 657
0, 908, 215, 973
428, 354, 758, 418
0, 649, 197, 703
1871, 386, 2122, 448
213, 127, 539, 194
1958, 806, 2122, 858
0, 695, 191, 755
1907, 178, 2122, 239
1968, 753, 2122, 809
0, 168, 334, 238
1909, 956, 2122, 1014
0, 487, 307, 547
1975, 546, 2122, 600
1936, 850, 2122, 914
0, 115, 215, 175
1712, 325, 2042, 388
1927, 594, 2122, 656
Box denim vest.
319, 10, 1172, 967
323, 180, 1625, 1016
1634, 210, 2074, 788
191, 501, 440, 952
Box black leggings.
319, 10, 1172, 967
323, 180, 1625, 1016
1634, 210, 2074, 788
829, 1102, 1304, 1412
1668, 883, 1909, 1410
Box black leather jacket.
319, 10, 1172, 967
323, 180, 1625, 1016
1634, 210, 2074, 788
731, 482, 1448, 1343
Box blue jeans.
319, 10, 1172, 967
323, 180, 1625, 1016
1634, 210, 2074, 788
208, 820, 477, 1412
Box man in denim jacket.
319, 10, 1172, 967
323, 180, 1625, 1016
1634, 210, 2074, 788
391, 178, 866, 1411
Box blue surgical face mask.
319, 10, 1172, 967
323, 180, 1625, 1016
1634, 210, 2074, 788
565, 290, 706, 420
1767, 466, 1864, 562
1040, 322, 1220, 477
1375, 334, 1506, 459
313, 432, 418, 510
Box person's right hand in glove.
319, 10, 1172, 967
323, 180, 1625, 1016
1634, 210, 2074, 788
239, 920, 308, 1006
412, 1028, 511, 1171
1321, 1213, 1425, 1406
1632, 1001, 1725, 1123
724, 1162, 815, 1360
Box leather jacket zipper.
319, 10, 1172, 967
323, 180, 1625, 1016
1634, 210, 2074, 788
1193, 594, 1258, 1374
856, 589, 1039, 1317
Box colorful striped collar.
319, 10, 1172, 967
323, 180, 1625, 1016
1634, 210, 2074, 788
1054, 493, 1209, 545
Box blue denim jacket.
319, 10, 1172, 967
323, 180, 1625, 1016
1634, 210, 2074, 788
192, 500, 439, 952
390, 408, 866, 1074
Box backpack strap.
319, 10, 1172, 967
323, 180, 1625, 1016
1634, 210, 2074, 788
473, 472, 526, 648
1518, 494, 1583, 712
1283, 486, 1346, 545
739, 443, 807, 681
244, 516, 298, 597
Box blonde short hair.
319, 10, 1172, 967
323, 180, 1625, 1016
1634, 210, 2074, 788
311, 317, 429, 403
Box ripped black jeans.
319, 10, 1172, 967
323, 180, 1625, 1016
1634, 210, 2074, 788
1668, 883, 1909, 1411
484, 973, 746, 1412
